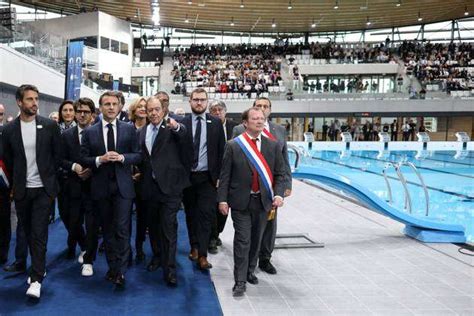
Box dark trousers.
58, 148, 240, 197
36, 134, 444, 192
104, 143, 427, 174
231, 195, 267, 283
15, 188, 52, 283
259, 210, 277, 262
0, 189, 11, 260
183, 171, 217, 258
83, 197, 99, 265
62, 194, 86, 253
402, 131, 410, 141
14, 219, 28, 264
96, 182, 132, 275
211, 206, 228, 241
135, 198, 147, 252
146, 181, 181, 275
391, 131, 398, 141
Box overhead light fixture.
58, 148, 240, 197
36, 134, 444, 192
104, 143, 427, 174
366, 16, 371, 26
311, 18, 316, 28
396, 0, 401, 7
288, 0, 292, 10
185, 14, 189, 23
464, 6, 469, 16
271, 18, 276, 28
187, 0, 192, 4
334, 0, 339, 10
230, 17, 235, 26
240, 0, 244, 8
417, 11, 423, 22
152, 2, 160, 26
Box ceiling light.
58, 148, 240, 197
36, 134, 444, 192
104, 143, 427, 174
464, 6, 469, 16
311, 18, 316, 28
334, 0, 339, 10
185, 14, 189, 23
417, 11, 423, 22
152, 6, 160, 25
187, 0, 192, 4
271, 18, 276, 28
240, 0, 244, 8
366, 16, 371, 26
230, 17, 235, 26
396, 0, 401, 7
288, 0, 292, 10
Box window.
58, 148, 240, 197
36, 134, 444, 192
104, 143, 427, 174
111, 40, 119, 53
120, 42, 128, 55
100, 37, 110, 50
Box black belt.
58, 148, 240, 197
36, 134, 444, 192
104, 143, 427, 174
250, 193, 261, 198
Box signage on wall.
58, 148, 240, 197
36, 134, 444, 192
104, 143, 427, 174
65, 41, 84, 100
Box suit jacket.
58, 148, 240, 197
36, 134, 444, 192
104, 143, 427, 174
137, 121, 190, 199
217, 135, 286, 212
80, 119, 141, 200
224, 119, 238, 142
181, 113, 225, 184
232, 121, 292, 190
60, 126, 91, 198
3, 116, 61, 200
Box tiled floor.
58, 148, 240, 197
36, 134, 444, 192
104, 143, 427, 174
209, 180, 474, 315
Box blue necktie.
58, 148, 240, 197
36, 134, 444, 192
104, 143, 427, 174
193, 117, 202, 169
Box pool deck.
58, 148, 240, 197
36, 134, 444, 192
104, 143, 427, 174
210, 180, 474, 315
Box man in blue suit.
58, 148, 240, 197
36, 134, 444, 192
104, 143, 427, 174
81, 91, 141, 288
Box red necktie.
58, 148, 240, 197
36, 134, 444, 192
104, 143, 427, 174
251, 138, 260, 192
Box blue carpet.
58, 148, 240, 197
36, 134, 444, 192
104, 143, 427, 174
0, 211, 223, 315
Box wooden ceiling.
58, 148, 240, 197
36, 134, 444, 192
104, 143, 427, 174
13, 0, 473, 33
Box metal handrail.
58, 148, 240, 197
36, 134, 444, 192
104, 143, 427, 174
403, 162, 430, 216
382, 163, 394, 203
382, 162, 412, 213
287, 144, 302, 170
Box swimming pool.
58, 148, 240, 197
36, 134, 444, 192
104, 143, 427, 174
288, 146, 474, 242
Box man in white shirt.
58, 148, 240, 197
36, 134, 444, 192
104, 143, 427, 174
2, 84, 62, 299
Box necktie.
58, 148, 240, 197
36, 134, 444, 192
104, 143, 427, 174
79, 130, 83, 145
193, 116, 202, 169
151, 125, 158, 150
251, 138, 260, 192
107, 123, 115, 152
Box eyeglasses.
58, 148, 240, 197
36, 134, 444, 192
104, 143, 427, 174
76, 110, 92, 114
191, 98, 207, 103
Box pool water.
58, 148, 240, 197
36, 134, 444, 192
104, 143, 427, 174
291, 150, 474, 242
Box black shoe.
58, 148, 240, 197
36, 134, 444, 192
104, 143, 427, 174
105, 270, 116, 282
98, 241, 105, 254
0, 256, 7, 265
165, 271, 177, 287
208, 239, 218, 254
216, 237, 222, 247
147, 257, 161, 272
66, 248, 75, 259
128, 251, 133, 267
247, 273, 258, 285
135, 251, 145, 264
232, 281, 246, 297
114, 274, 126, 288
3, 261, 26, 273
259, 260, 277, 274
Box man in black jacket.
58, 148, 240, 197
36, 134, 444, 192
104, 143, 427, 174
0, 104, 11, 265
181, 88, 225, 270
3, 84, 62, 298
137, 96, 189, 286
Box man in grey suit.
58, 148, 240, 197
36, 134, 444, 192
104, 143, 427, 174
219, 107, 286, 297
232, 97, 292, 275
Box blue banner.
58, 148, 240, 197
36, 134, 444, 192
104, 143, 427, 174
113, 80, 119, 91
65, 41, 84, 100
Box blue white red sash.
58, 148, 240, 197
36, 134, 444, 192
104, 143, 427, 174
0, 160, 10, 189
235, 133, 273, 201
262, 127, 276, 141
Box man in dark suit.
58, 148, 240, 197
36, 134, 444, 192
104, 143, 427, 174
218, 107, 286, 297
232, 97, 292, 275
81, 91, 141, 288
137, 96, 189, 286
0, 104, 11, 265
60, 98, 96, 277
208, 100, 238, 254
3, 84, 62, 298
181, 88, 225, 270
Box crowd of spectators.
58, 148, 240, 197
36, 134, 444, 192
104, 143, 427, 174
399, 40, 473, 93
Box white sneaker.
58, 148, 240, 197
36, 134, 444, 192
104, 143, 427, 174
26, 281, 41, 298
78, 251, 86, 264
81, 264, 94, 277
27, 271, 47, 285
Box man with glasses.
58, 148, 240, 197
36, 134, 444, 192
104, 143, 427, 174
81, 91, 141, 288
232, 97, 292, 276
181, 88, 225, 270
60, 98, 97, 277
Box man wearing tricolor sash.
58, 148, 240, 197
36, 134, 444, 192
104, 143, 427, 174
232, 97, 292, 275
218, 107, 286, 297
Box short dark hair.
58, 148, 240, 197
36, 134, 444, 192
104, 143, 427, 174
253, 97, 272, 108
155, 91, 170, 100
58, 100, 74, 123
190, 88, 208, 100
16, 84, 39, 101
241, 107, 264, 122
74, 97, 95, 114
99, 91, 120, 106
116, 91, 126, 106
209, 100, 227, 112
